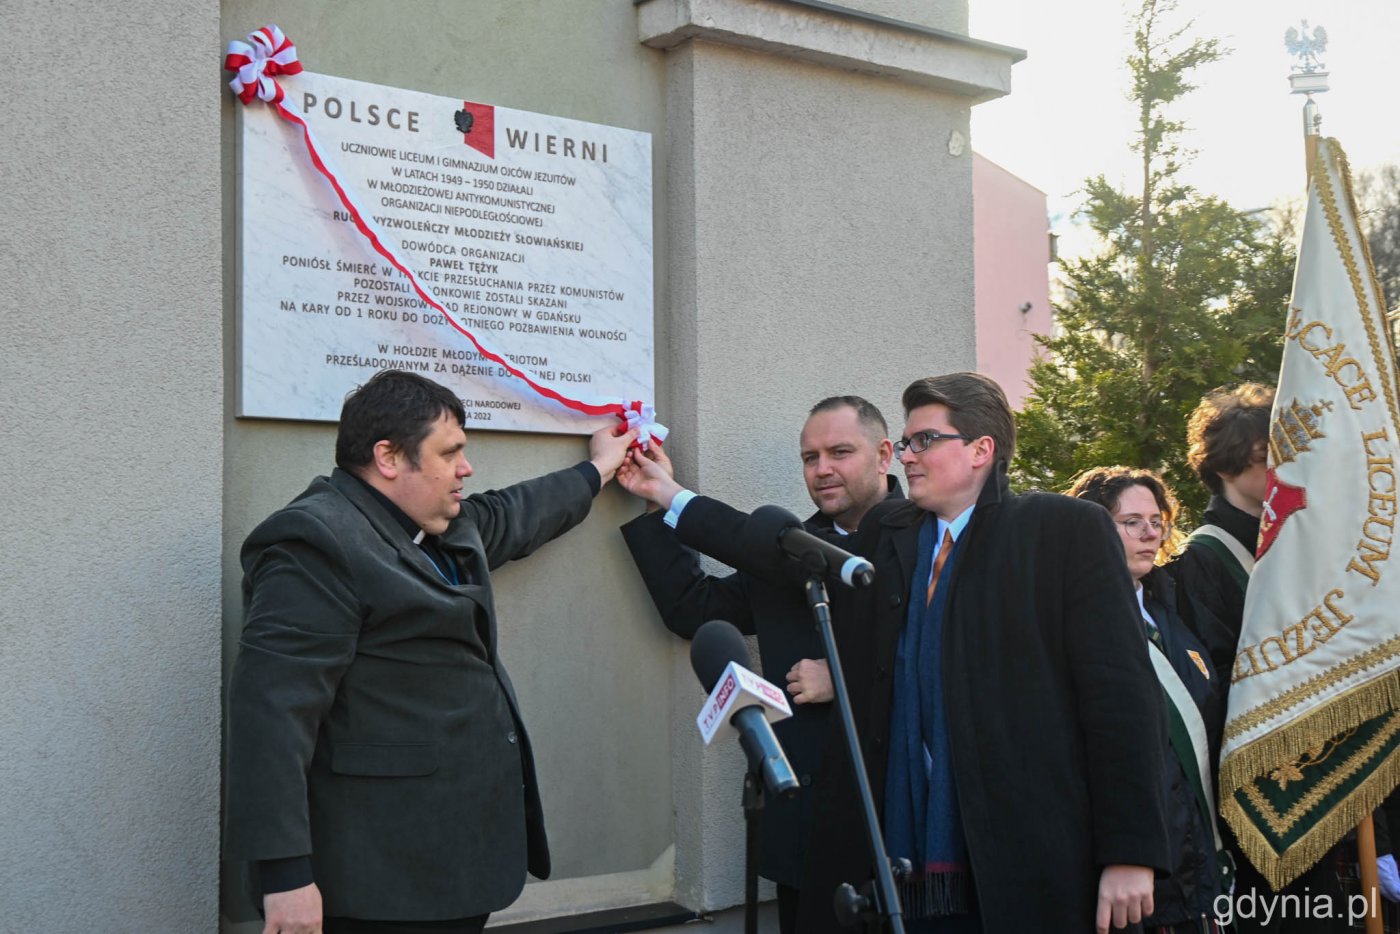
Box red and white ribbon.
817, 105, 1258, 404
224, 26, 666, 448
225, 26, 303, 105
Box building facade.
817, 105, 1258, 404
0, 1, 1020, 929
973, 152, 1053, 409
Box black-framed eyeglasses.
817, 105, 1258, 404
895, 429, 975, 455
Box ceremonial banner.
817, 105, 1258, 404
1219, 137, 1400, 889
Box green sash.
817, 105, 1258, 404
1185, 524, 1254, 591
1149, 641, 1234, 893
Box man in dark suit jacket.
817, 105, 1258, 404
618, 396, 899, 934
224, 370, 637, 934
625, 374, 1171, 933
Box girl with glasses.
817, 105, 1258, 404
1068, 466, 1229, 934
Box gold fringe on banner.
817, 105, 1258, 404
1220, 672, 1400, 890
1224, 742, 1400, 891
1328, 139, 1395, 348
1225, 636, 1400, 744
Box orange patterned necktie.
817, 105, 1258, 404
926, 527, 955, 606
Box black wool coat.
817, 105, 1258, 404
224, 466, 593, 921
1167, 495, 1260, 678
796, 466, 1171, 933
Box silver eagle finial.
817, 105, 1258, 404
1285, 20, 1328, 74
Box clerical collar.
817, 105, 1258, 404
349, 470, 423, 540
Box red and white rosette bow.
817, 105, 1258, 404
225, 26, 303, 105
222, 25, 666, 448
622, 403, 669, 447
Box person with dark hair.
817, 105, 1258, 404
1171, 382, 1275, 676
333, 369, 469, 472
224, 369, 637, 934
617, 395, 899, 932
1069, 466, 1228, 934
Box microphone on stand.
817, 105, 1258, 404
741, 505, 876, 588
691, 619, 799, 798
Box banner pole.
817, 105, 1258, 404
1358, 813, 1383, 934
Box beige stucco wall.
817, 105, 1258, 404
1, 1, 1016, 930
664, 36, 984, 899
0, 1, 224, 930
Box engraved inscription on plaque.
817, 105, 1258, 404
238, 71, 654, 432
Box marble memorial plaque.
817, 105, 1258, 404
237, 71, 653, 432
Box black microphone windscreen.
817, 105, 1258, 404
745, 505, 802, 550
728, 504, 801, 578
690, 619, 752, 692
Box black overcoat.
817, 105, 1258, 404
677, 466, 1171, 933
224, 466, 593, 920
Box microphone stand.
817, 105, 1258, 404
743, 770, 763, 934
805, 576, 907, 934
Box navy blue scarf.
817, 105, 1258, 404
884, 514, 971, 918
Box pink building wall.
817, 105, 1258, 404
973, 152, 1053, 409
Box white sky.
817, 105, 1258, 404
968, 0, 1400, 251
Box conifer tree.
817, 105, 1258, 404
1015, 0, 1293, 520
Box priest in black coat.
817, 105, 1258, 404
224, 370, 637, 933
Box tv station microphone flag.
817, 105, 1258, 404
1218, 134, 1400, 890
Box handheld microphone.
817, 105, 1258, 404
690, 620, 799, 798
746, 504, 876, 588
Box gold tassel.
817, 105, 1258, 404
1221, 671, 1400, 788
1222, 750, 1400, 891
1220, 671, 1400, 890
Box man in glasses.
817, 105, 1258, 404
801, 373, 1169, 934
617, 395, 899, 934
